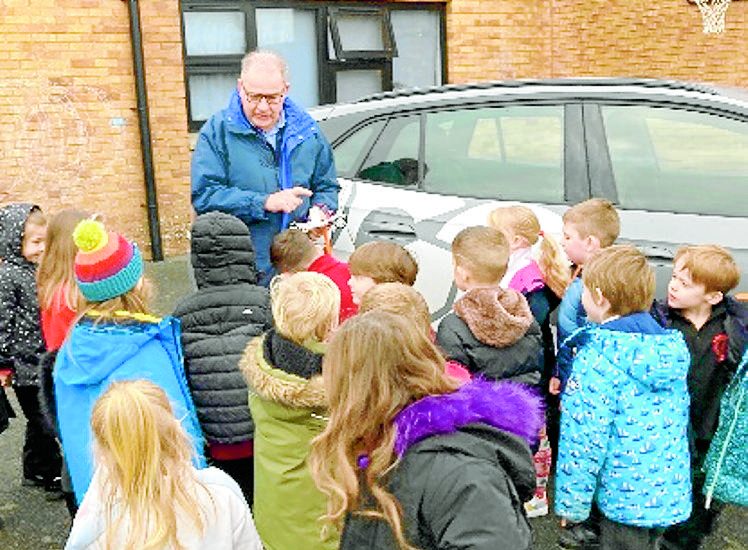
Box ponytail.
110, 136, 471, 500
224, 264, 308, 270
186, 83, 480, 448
537, 233, 571, 298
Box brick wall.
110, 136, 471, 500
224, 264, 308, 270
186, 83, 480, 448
0, 0, 191, 258
446, 0, 748, 88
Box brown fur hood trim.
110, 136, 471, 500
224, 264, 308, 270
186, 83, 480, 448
454, 287, 534, 348
239, 335, 327, 409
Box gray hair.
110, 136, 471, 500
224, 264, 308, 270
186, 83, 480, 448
241, 50, 289, 82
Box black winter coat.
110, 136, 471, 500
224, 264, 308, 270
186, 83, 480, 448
342, 424, 537, 549
173, 212, 272, 445
0, 203, 45, 387
437, 287, 543, 385
652, 297, 748, 443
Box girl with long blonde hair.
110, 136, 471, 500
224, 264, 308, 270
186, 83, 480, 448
37, 209, 90, 350
54, 219, 204, 505
65, 380, 262, 550
309, 310, 543, 550
488, 205, 568, 519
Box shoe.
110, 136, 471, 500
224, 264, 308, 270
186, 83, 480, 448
525, 495, 549, 518
558, 522, 600, 549
21, 474, 46, 488
44, 476, 62, 492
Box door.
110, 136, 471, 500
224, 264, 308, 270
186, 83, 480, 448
585, 102, 748, 296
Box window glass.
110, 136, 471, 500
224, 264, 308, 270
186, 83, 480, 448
256, 9, 319, 108
423, 106, 564, 202
336, 12, 385, 51
358, 116, 420, 186
333, 120, 385, 177
391, 10, 441, 89
188, 73, 237, 122
183, 12, 245, 56
602, 106, 748, 216
336, 70, 383, 103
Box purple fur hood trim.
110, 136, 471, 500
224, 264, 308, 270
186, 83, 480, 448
393, 378, 544, 457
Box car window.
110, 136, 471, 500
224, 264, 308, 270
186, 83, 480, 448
332, 120, 385, 178
423, 105, 564, 202
358, 115, 420, 186
602, 105, 748, 216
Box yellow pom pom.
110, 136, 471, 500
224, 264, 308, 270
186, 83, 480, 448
73, 219, 108, 252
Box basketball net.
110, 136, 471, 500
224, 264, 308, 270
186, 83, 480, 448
694, 0, 731, 33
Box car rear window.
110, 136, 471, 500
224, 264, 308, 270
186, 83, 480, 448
602, 105, 748, 217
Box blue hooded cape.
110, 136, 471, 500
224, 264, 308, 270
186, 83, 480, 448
54, 315, 205, 503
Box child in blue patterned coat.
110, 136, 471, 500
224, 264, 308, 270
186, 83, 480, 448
555, 245, 692, 550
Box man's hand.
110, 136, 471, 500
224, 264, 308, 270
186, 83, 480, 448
549, 377, 561, 396
264, 187, 313, 214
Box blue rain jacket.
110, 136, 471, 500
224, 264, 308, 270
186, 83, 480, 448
54, 316, 205, 503
191, 92, 339, 278
555, 312, 693, 527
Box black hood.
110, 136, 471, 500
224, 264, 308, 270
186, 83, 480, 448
191, 212, 258, 288
0, 203, 38, 266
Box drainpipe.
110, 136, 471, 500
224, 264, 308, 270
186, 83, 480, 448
125, 0, 163, 260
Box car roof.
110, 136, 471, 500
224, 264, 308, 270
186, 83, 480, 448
310, 78, 748, 123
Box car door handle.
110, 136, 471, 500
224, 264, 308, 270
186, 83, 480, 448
640, 245, 674, 261
367, 221, 417, 237
618, 241, 674, 262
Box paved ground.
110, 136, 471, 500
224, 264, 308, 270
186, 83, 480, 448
0, 256, 745, 549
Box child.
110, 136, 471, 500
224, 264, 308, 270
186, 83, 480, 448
652, 245, 747, 550
358, 282, 471, 383
555, 245, 692, 550
551, 198, 620, 394
0, 203, 62, 491
173, 212, 272, 506
66, 380, 262, 550
347, 240, 418, 305
239, 271, 340, 550
488, 205, 569, 383
53, 219, 205, 504
436, 226, 543, 384
488, 205, 569, 519
309, 310, 543, 549
36, 208, 91, 513
271, 227, 357, 320
37, 209, 91, 351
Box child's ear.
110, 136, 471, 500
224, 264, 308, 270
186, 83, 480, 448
593, 287, 607, 306
586, 235, 602, 252
705, 290, 723, 306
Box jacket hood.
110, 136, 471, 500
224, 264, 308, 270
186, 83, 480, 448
584, 323, 690, 391
239, 333, 327, 409
55, 316, 181, 386
191, 212, 258, 288
394, 378, 544, 456
454, 287, 534, 347
0, 203, 38, 265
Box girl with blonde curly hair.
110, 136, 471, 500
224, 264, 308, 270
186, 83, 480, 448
310, 310, 543, 550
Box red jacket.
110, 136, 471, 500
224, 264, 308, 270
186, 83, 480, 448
307, 254, 358, 321
40, 286, 77, 351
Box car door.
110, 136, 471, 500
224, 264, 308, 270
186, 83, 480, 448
327, 101, 586, 317
583, 101, 748, 297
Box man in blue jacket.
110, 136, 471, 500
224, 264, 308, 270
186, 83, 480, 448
191, 50, 339, 285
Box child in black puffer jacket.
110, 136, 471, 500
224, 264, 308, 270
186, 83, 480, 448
173, 212, 272, 506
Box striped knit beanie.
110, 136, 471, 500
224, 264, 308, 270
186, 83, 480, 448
73, 219, 143, 302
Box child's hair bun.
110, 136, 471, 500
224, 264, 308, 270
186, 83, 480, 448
73, 219, 108, 252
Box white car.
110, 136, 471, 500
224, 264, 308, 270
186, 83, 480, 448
311, 78, 748, 315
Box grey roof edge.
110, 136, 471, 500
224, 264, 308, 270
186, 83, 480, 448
355, 78, 727, 104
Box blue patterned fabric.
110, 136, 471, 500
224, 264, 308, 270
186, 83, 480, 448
555, 318, 693, 527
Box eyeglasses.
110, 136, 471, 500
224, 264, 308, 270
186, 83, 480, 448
240, 82, 285, 106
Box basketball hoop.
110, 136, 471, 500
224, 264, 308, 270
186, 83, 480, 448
694, 0, 731, 33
